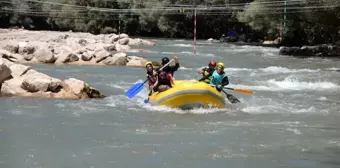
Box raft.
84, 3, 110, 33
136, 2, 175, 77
148, 80, 226, 110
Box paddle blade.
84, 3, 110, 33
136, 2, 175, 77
234, 88, 254, 95
125, 82, 145, 98
144, 99, 149, 104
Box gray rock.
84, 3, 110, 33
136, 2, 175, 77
81, 52, 93, 61
93, 49, 112, 63
0, 59, 11, 83
34, 46, 56, 63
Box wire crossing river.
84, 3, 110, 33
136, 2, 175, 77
1, 39, 340, 168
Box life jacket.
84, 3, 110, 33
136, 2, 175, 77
210, 70, 226, 86
158, 71, 171, 86
147, 71, 157, 83
202, 67, 214, 83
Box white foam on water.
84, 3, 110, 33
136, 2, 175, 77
191, 66, 318, 74
231, 76, 340, 92
199, 53, 216, 57
162, 51, 177, 54
318, 97, 328, 101
179, 67, 193, 70
141, 103, 233, 114
326, 67, 340, 71
286, 128, 302, 135
259, 66, 320, 73
172, 44, 192, 47
181, 51, 193, 54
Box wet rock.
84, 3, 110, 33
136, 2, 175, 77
279, 44, 340, 57
63, 78, 105, 99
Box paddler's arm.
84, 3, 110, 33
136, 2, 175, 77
151, 74, 158, 89
221, 75, 229, 86
169, 74, 175, 86
198, 70, 213, 82
171, 56, 179, 71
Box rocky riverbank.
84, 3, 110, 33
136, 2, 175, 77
0, 57, 105, 99
0, 29, 158, 68
279, 44, 340, 58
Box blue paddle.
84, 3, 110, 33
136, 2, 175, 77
125, 79, 148, 98
126, 59, 174, 99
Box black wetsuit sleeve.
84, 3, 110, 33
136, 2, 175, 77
155, 67, 160, 74
221, 76, 229, 86
198, 70, 213, 82
170, 62, 180, 72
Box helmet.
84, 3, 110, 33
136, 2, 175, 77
161, 57, 170, 65
208, 60, 216, 67
145, 61, 153, 68
217, 62, 224, 68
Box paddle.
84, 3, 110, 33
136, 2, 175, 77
222, 87, 253, 95
221, 89, 241, 104
218, 76, 241, 104
125, 59, 174, 99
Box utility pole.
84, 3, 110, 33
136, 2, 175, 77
283, 0, 286, 34
194, 9, 196, 55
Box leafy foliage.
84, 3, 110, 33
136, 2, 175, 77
0, 0, 339, 45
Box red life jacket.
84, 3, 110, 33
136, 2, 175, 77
158, 71, 171, 85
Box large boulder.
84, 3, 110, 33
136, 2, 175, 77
128, 38, 156, 46
126, 56, 148, 67
0, 59, 11, 83
115, 43, 130, 52
55, 47, 79, 64
34, 45, 56, 63
21, 69, 62, 92
0, 78, 27, 96
7, 63, 31, 78
103, 53, 128, 66
81, 51, 93, 61
63, 78, 105, 99
93, 49, 112, 63
3, 41, 19, 53
18, 42, 35, 57
109, 34, 120, 43
118, 33, 129, 39
118, 38, 129, 45
0, 49, 23, 62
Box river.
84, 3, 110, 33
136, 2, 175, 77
1, 39, 340, 168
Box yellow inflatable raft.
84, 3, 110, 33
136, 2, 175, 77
148, 80, 226, 109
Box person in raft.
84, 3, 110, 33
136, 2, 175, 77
210, 62, 229, 92
155, 56, 180, 78
152, 70, 175, 93
145, 61, 158, 95
198, 60, 217, 84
